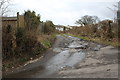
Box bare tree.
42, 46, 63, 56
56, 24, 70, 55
0, 0, 11, 16
75, 15, 100, 26
107, 2, 119, 22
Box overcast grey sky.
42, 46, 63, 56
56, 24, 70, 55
9, 0, 119, 26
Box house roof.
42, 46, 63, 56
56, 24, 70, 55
2, 17, 17, 21
55, 25, 64, 28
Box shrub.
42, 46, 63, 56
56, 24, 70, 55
15, 27, 46, 57
2, 25, 16, 59
43, 20, 55, 34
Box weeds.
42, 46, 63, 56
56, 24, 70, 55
2, 27, 56, 72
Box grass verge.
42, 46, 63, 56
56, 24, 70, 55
62, 33, 120, 47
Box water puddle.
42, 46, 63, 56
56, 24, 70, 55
45, 50, 86, 75
92, 45, 102, 51
65, 52, 85, 67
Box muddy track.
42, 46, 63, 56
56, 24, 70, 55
3, 35, 119, 78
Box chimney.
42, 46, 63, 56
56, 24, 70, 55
17, 12, 19, 27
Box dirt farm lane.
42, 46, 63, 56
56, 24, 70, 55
3, 35, 119, 78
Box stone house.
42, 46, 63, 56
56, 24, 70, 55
2, 12, 25, 31
2, 12, 25, 50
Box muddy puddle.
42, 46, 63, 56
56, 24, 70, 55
45, 50, 85, 75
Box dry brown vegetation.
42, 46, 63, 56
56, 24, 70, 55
65, 20, 120, 47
